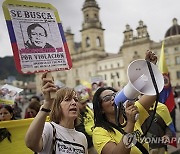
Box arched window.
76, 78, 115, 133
104, 74, 107, 80
86, 37, 90, 47
85, 14, 89, 22
94, 13, 98, 20
96, 36, 101, 47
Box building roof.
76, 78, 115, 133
82, 0, 99, 10
165, 18, 180, 38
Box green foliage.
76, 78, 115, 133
0, 56, 35, 82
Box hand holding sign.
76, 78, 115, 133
41, 72, 57, 101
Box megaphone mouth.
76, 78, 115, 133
127, 59, 164, 95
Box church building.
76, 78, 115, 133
35, 0, 180, 92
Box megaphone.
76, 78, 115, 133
114, 59, 164, 106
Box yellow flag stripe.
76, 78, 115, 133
158, 41, 168, 73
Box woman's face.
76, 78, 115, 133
100, 90, 116, 115
0, 108, 12, 121
60, 95, 79, 121
27, 108, 38, 118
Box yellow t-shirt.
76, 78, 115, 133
92, 101, 149, 154
84, 106, 95, 136
151, 102, 172, 126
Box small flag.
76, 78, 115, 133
158, 41, 176, 147
158, 41, 175, 112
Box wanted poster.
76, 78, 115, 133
2, 0, 72, 74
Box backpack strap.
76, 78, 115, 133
108, 122, 149, 154
50, 122, 56, 154
142, 61, 159, 137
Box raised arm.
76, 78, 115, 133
25, 72, 57, 152
138, 50, 158, 111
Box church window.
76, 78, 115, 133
138, 32, 140, 36
117, 63, 120, 67
118, 81, 121, 87
111, 73, 114, 79
104, 74, 107, 80
116, 72, 119, 78
85, 14, 89, 22
75, 69, 78, 77
166, 59, 169, 65
174, 47, 179, 51
164, 49, 168, 53
177, 71, 180, 79
94, 13, 98, 20
175, 56, 180, 64
89, 72, 91, 77
86, 37, 90, 47
76, 80, 80, 85
96, 36, 101, 47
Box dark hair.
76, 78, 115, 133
29, 95, 40, 102
27, 23, 47, 37
0, 105, 15, 120
93, 87, 117, 132
28, 101, 41, 113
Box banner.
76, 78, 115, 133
0, 118, 34, 154
2, 0, 72, 74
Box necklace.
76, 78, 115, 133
67, 129, 76, 141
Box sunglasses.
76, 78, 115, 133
101, 93, 116, 102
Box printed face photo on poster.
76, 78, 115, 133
24, 23, 55, 49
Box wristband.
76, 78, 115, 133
40, 108, 51, 113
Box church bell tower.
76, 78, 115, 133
81, 0, 105, 52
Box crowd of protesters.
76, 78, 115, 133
0, 51, 180, 154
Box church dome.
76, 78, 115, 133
165, 18, 180, 38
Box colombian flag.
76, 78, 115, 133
158, 41, 176, 147
158, 41, 175, 112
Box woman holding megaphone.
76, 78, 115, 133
92, 50, 160, 154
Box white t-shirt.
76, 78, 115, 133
39, 122, 88, 154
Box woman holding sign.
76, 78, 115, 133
25, 73, 88, 154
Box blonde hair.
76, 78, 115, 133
49, 87, 80, 125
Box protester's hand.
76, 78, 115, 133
41, 72, 57, 104
125, 101, 139, 123
145, 50, 157, 65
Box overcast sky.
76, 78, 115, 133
0, 0, 179, 58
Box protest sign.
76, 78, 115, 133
2, 0, 72, 74
0, 84, 23, 104
91, 75, 104, 84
